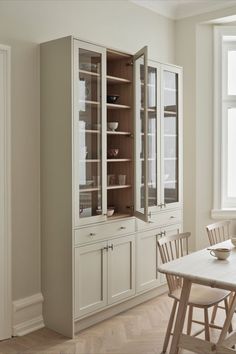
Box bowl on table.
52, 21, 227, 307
107, 95, 119, 104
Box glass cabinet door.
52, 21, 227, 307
147, 64, 159, 210
161, 65, 182, 208
134, 46, 149, 222
74, 41, 106, 225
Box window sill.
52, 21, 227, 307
211, 209, 236, 219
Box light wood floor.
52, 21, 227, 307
0, 293, 233, 354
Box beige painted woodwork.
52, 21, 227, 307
108, 235, 135, 304
74, 242, 108, 318
136, 230, 160, 293
75, 235, 135, 317
41, 35, 183, 337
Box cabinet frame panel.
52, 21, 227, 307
73, 40, 107, 227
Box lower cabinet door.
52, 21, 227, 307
74, 241, 108, 318
136, 229, 161, 293
108, 235, 135, 304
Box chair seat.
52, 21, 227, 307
170, 284, 230, 307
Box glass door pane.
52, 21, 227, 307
163, 70, 179, 205
134, 46, 148, 221
77, 47, 104, 219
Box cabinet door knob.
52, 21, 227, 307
170, 216, 175, 219
103, 246, 108, 251
89, 232, 96, 236
120, 226, 126, 230
108, 244, 114, 251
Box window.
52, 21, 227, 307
213, 27, 236, 218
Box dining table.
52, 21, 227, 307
158, 239, 236, 354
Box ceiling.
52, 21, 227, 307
130, 0, 236, 20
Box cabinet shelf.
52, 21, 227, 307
141, 107, 156, 113
140, 158, 155, 161
79, 69, 99, 77
107, 75, 131, 84
107, 212, 131, 220
107, 184, 131, 190
164, 110, 176, 116
79, 130, 131, 136
80, 187, 99, 192
79, 100, 100, 107
164, 157, 177, 161
164, 134, 177, 137
79, 159, 100, 163
80, 129, 100, 134
164, 87, 177, 92
141, 132, 155, 136
107, 103, 131, 109
107, 158, 131, 162
164, 180, 177, 184
107, 131, 131, 136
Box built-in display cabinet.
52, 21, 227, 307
41, 36, 183, 337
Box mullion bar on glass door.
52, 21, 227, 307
147, 66, 157, 207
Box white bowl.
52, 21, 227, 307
108, 122, 119, 131
107, 208, 114, 217
231, 237, 236, 247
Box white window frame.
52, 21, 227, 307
212, 26, 236, 218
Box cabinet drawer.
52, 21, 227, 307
75, 218, 135, 245
136, 210, 182, 231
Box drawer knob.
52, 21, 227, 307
170, 216, 175, 219
120, 226, 126, 230
89, 233, 96, 237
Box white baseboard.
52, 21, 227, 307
12, 293, 44, 336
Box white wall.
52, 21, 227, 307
176, 6, 236, 250
0, 0, 175, 301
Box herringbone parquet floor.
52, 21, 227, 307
0, 293, 233, 354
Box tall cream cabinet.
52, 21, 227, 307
41, 36, 183, 337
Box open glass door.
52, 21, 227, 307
134, 46, 149, 222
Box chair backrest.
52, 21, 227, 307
157, 232, 191, 294
206, 221, 230, 246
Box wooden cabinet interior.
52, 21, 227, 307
106, 50, 133, 216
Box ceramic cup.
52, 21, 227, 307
210, 247, 231, 260
118, 174, 126, 185
107, 174, 116, 186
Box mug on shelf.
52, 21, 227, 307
107, 174, 116, 186
118, 174, 126, 185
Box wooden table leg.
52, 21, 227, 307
169, 278, 192, 354
218, 292, 236, 346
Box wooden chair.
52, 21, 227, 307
157, 232, 231, 353
206, 221, 232, 324
206, 220, 231, 246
